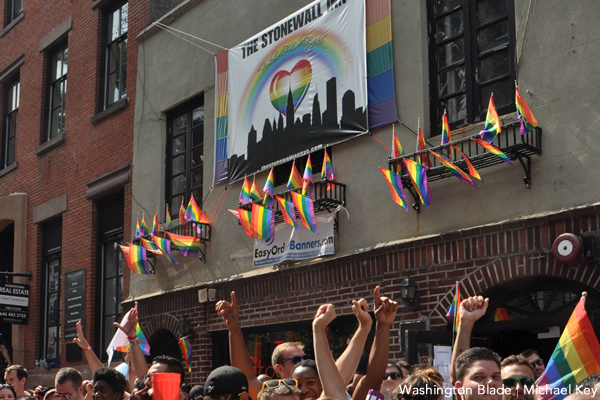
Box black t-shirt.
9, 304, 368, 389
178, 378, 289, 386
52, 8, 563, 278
0, 333, 6, 346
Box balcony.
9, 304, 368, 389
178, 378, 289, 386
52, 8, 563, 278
389, 121, 542, 211
133, 220, 210, 262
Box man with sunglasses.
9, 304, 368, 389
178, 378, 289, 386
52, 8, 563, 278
55, 368, 84, 400
380, 364, 403, 400
519, 350, 545, 381
500, 356, 535, 400
272, 343, 312, 379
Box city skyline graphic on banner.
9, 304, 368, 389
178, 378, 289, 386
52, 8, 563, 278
227, 0, 367, 182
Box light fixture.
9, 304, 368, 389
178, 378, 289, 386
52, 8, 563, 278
177, 316, 196, 340
399, 275, 420, 311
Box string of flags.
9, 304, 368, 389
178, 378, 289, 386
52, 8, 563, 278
382, 87, 537, 208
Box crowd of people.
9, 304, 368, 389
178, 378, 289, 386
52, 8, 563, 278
1, 286, 598, 400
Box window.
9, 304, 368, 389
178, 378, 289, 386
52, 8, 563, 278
166, 96, 204, 218
103, 2, 128, 108
2, 79, 18, 168
6, 0, 22, 25
41, 219, 62, 363
47, 45, 68, 141
428, 0, 516, 132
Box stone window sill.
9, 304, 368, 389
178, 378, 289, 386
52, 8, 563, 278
0, 161, 17, 178
91, 98, 128, 125
36, 132, 66, 156
0, 12, 24, 38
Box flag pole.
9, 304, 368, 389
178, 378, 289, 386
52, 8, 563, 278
451, 281, 458, 345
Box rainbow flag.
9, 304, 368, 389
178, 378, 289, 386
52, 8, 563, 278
185, 195, 210, 224
115, 320, 151, 356
516, 86, 538, 135
430, 151, 478, 188
451, 144, 483, 183
179, 198, 186, 223
152, 214, 159, 236
445, 282, 460, 333
251, 204, 275, 240
135, 219, 141, 238
119, 244, 152, 275
302, 155, 314, 197
276, 196, 298, 232
140, 237, 162, 255
165, 232, 201, 257
263, 168, 275, 208
391, 126, 407, 174
165, 204, 172, 229
179, 337, 192, 372
151, 234, 178, 264
538, 295, 600, 400
416, 123, 431, 167
472, 138, 513, 165
320, 150, 335, 189
478, 94, 501, 143
240, 177, 251, 204
249, 178, 263, 201
291, 191, 318, 234
287, 161, 303, 190
237, 208, 253, 237
404, 159, 433, 206
140, 215, 149, 237
494, 307, 510, 321
379, 167, 408, 212
440, 111, 454, 161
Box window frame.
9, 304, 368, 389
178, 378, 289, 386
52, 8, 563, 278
45, 43, 68, 142
165, 95, 205, 218
2, 77, 19, 168
6, 0, 22, 25
427, 0, 517, 133
102, 1, 128, 110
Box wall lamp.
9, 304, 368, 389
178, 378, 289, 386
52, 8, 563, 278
399, 275, 420, 311
177, 316, 196, 340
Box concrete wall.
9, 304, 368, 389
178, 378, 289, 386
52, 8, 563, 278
130, 0, 600, 297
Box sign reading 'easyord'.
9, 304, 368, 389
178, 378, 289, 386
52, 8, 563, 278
0, 282, 30, 324
226, 0, 367, 182
254, 215, 335, 266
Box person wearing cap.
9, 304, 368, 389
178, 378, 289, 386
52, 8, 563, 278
204, 366, 249, 400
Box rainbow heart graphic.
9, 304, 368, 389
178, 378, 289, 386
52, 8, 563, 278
269, 59, 312, 115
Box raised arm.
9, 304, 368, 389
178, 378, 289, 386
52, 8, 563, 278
216, 292, 262, 400
0, 344, 11, 367
114, 305, 149, 381
449, 295, 488, 384
313, 304, 348, 400
334, 298, 372, 385
352, 286, 399, 400
73, 320, 103, 373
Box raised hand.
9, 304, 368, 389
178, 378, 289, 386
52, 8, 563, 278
352, 298, 372, 329
113, 305, 138, 338
72, 320, 90, 349
314, 304, 337, 330
373, 286, 399, 326
459, 295, 488, 324
216, 291, 239, 327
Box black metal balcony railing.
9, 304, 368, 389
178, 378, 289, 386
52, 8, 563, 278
389, 121, 542, 211
239, 180, 346, 229
132, 220, 210, 262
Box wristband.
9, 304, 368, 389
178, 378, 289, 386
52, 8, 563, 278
84, 346, 92, 352
129, 370, 136, 375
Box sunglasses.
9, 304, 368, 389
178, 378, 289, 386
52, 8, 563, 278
531, 358, 544, 367
55, 393, 75, 399
277, 354, 312, 365
502, 377, 535, 389
384, 372, 402, 380
258, 379, 298, 400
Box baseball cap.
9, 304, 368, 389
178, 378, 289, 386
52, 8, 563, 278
204, 366, 248, 397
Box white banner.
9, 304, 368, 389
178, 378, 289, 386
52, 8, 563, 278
254, 215, 335, 266
227, 0, 367, 182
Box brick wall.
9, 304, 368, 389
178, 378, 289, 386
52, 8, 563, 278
135, 204, 600, 384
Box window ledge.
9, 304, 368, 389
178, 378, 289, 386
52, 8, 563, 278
36, 132, 66, 156
0, 12, 24, 38
0, 161, 17, 178
90, 98, 128, 125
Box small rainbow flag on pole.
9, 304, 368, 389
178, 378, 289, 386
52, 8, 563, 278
430, 151, 478, 188
287, 161, 303, 190
494, 307, 510, 321
320, 150, 334, 190
391, 125, 407, 175
516, 85, 538, 135
276, 196, 298, 232
291, 191, 318, 234
440, 111, 454, 161
249, 178, 263, 201
472, 138, 513, 165
119, 244, 152, 275
251, 203, 275, 240
263, 168, 275, 208
135, 218, 141, 238
165, 204, 172, 229
185, 195, 210, 224
240, 177, 251, 204
538, 294, 600, 400
445, 282, 460, 333
151, 234, 178, 264
179, 198, 186, 223
165, 232, 201, 257
302, 155, 314, 197
416, 121, 431, 167
404, 159, 433, 206
478, 94, 502, 143
179, 337, 192, 372
152, 213, 160, 236
115, 319, 151, 356
140, 237, 162, 255
379, 167, 409, 212
140, 215, 149, 237
235, 208, 254, 237
451, 144, 483, 183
